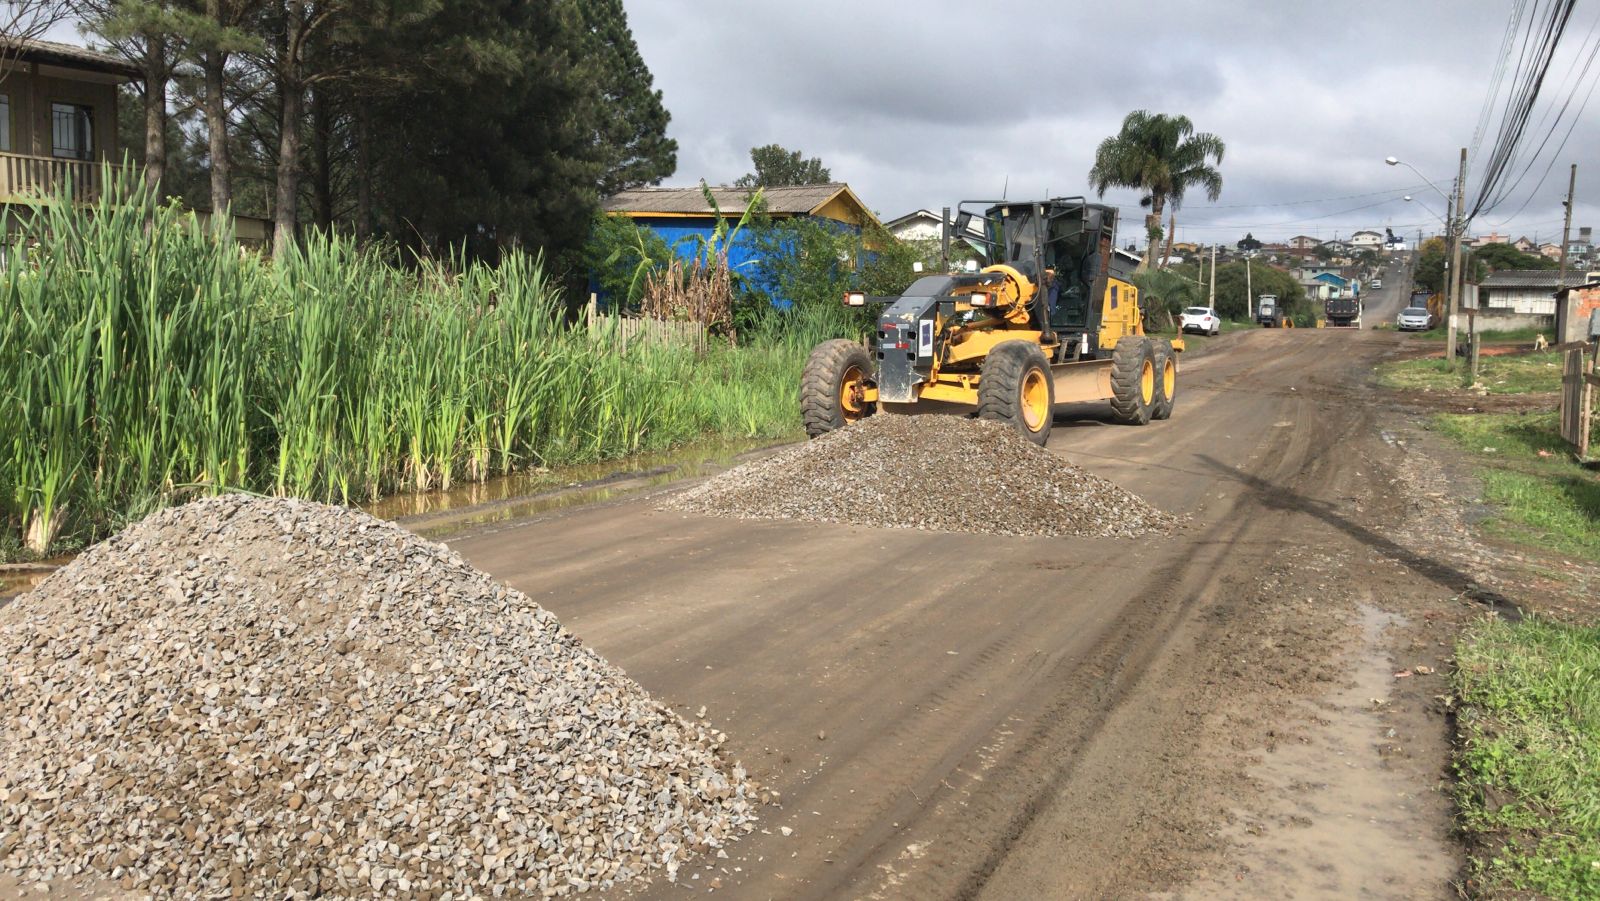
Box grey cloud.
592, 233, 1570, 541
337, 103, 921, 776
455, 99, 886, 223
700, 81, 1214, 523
631, 0, 1597, 244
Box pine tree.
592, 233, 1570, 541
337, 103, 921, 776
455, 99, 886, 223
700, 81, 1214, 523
734, 144, 831, 188
578, 0, 675, 195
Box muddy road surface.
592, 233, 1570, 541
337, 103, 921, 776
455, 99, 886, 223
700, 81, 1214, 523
446, 269, 1459, 899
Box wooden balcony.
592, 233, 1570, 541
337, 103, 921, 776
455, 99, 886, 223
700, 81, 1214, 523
0, 151, 131, 204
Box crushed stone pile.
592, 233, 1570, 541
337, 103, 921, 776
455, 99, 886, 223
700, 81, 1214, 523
665, 415, 1181, 538
0, 495, 757, 899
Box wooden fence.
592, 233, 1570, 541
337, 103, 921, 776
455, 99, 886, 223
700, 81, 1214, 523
585, 295, 707, 353
1558, 339, 1599, 461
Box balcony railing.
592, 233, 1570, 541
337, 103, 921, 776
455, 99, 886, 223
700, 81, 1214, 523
0, 152, 131, 204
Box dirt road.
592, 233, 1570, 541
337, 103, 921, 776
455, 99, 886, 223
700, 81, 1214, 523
444, 265, 1467, 898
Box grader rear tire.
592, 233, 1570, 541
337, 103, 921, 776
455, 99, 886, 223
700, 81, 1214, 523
978, 341, 1054, 446
800, 339, 875, 438
1109, 336, 1156, 425
1151, 341, 1177, 421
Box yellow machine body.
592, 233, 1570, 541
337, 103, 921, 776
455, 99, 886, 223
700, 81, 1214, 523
801, 198, 1183, 441
895, 265, 1169, 409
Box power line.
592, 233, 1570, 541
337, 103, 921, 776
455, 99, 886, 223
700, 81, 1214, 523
1190, 181, 1445, 210
1470, 0, 1581, 219
1485, 6, 1600, 222
1470, 0, 1529, 173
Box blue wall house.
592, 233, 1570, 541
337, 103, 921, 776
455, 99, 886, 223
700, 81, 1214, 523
597, 183, 880, 306
1312, 271, 1353, 298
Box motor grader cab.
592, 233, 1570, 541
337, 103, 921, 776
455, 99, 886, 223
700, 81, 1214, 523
799, 198, 1183, 445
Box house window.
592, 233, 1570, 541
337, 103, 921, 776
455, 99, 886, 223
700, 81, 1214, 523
0, 95, 9, 152
51, 103, 94, 160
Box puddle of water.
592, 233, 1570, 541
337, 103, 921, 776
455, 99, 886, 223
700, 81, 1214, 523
0, 558, 73, 606
363, 436, 788, 540
1, 437, 791, 600
1163, 601, 1458, 899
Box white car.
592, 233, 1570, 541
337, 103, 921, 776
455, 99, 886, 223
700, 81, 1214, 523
1180, 306, 1221, 336
1371, 279, 1383, 289
1396, 306, 1432, 331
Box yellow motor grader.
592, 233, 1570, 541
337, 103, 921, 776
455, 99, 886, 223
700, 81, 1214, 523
800, 198, 1181, 444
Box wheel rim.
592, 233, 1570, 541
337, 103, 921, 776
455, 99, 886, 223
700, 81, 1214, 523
1140, 359, 1156, 405
1020, 368, 1049, 431
839, 365, 867, 421
1161, 358, 1176, 401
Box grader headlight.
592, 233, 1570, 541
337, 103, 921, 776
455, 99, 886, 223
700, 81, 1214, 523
844, 292, 867, 307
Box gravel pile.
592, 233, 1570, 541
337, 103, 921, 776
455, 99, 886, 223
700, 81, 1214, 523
666, 415, 1180, 538
0, 495, 756, 898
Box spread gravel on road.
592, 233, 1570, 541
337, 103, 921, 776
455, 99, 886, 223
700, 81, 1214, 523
665, 415, 1180, 538
0, 495, 757, 898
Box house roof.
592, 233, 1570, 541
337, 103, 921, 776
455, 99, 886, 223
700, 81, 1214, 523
1313, 272, 1350, 285
1, 37, 141, 79
1350, 230, 1382, 238
1289, 235, 1322, 243
1554, 280, 1600, 297
602, 183, 881, 226
884, 208, 984, 237
884, 209, 940, 228
1478, 269, 1596, 289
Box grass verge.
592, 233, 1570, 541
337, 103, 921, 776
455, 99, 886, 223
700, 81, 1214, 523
1453, 616, 1600, 899
1380, 352, 1566, 394
1416, 325, 1547, 344
1432, 412, 1600, 562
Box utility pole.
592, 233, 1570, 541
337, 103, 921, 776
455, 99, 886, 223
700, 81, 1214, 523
1209, 244, 1218, 310
1246, 254, 1254, 319
1446, 147, 1467, 366
1557, 164, 1577, 343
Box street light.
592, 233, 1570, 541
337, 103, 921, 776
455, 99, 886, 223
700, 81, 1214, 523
1389, 152, 1468, 364
1403, 195, 1446, 225
1385, 156, 1452, 204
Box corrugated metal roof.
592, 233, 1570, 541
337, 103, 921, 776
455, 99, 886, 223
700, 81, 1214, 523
1554, 280, 1600, 296
884, 208, 985, 238
603, 183, 861, 218
1, 37, 141, 79
1479, 269, 1595, 288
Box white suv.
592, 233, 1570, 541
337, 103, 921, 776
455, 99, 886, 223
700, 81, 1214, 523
1180, 306, 1222, 336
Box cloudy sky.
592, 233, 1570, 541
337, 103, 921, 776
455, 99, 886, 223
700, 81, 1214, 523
627, 0, 1600, 249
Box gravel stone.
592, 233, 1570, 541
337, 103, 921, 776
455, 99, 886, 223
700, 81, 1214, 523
0, 495, 757, 898
665, 414, 1181, 538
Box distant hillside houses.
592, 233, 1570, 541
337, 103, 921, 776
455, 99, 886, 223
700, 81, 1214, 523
1349, 230, 1383, 249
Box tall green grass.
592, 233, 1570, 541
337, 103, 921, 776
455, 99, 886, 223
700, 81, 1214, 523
1454, 616, 1600, 899
1, 173, 839, 556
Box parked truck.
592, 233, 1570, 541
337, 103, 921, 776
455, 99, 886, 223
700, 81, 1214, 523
1325, 295, 1361, 328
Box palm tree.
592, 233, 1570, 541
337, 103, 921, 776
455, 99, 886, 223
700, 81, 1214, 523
1131, 267, 1199, 331
1089, 111, 1225, 271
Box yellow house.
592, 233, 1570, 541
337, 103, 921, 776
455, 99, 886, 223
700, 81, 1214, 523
1, 38, 140, 205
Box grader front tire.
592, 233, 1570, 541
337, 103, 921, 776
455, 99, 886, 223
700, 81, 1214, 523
978, 341, 1054, 446
800, 339, 875, 438
1109, 336, 1156, 426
